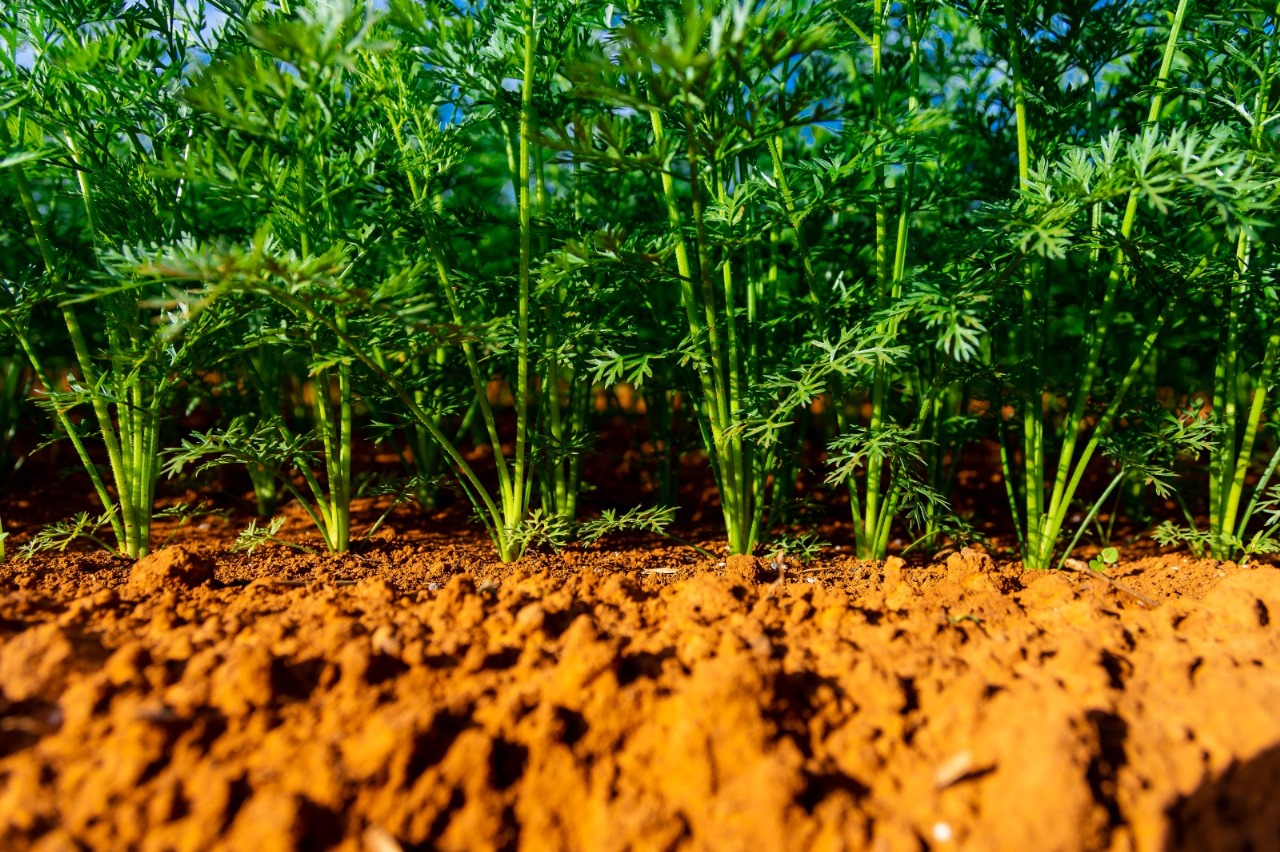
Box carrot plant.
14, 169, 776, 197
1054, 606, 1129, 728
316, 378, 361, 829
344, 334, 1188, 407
811, 0, 994, 560
1151, 5, 1280, 562
1, 0, 227, 558
4, 0, 1280, 567
137, 0, 664, 560
974, 0, 1269, 569
146, 2, 411, 554
386, 0, 604, 537
564, 0, 899, 555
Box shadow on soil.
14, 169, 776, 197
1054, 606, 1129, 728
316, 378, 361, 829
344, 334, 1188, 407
1165, 742, 1280, 851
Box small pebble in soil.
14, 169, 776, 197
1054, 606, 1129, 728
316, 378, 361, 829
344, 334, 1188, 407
932, 822, 954, 843
370, 626, 402, 657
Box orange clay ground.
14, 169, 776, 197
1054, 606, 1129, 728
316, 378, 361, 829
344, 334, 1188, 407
1, 494, 1279, 852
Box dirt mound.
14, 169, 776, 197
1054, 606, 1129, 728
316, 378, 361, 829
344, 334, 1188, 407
1, 547, 1279, 850
127, 547, 215, 595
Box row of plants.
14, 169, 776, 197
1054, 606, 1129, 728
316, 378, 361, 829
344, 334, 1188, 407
0, 0, 1277, 567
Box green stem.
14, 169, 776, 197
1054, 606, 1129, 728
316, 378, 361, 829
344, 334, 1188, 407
685, 109, 744, 551
996, 400, 1027, 559
766, 137, 820, 302
652, 103, 741, 551
1225, 328, 1280, 544
510, 3, 538, 554
1003, 0, 1043, 565
306, 374, 339, 550
650, 110, 717, 416
715, 162, 749, 552
336, 322, 353, 551
1239, 441, 1280, 542
865, 0, 890, 559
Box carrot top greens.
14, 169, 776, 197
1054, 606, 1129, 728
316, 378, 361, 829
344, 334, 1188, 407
2, 0, 1278, 566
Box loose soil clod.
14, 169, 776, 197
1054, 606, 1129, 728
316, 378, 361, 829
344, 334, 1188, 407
127, 547, 215, 595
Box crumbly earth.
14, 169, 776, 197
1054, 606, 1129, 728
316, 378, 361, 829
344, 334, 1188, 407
1, 515, 1279, 852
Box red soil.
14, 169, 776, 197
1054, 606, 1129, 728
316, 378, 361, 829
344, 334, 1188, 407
2, 508, 1279, 851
